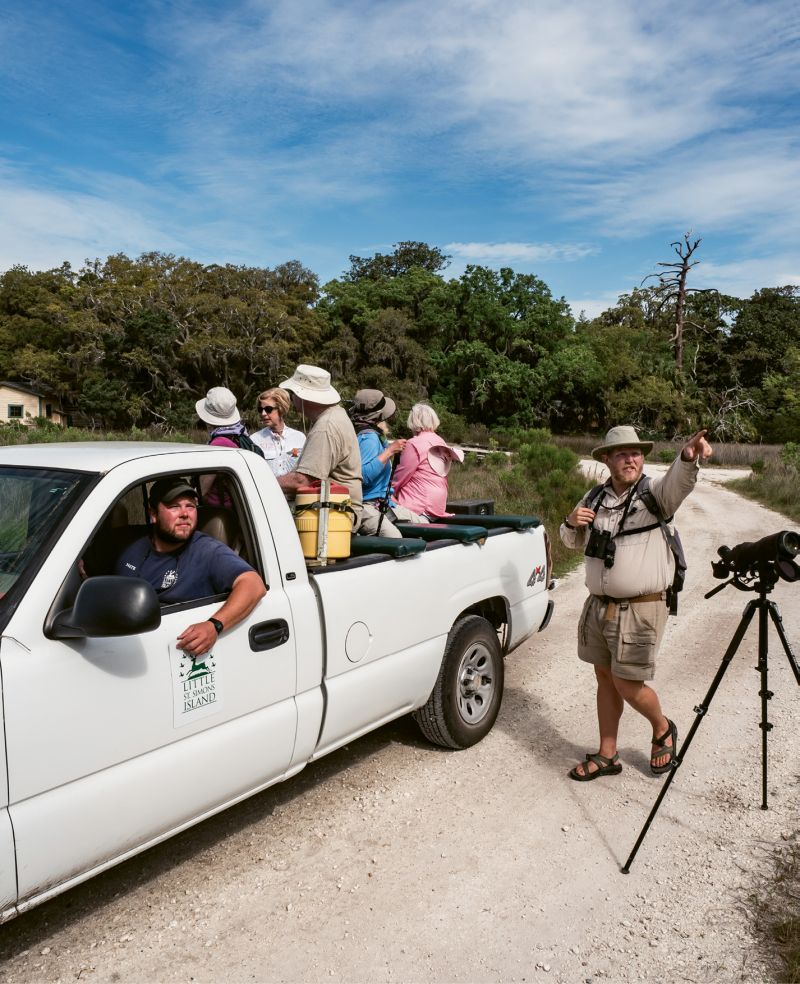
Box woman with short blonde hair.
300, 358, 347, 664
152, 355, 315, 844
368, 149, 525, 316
251, 386, 306, 477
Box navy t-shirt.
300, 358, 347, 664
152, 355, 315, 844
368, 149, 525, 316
115, 532, 253, 604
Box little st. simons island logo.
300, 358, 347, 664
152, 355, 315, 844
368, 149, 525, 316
171, 647, 222, 727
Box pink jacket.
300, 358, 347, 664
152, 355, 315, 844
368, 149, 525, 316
392, 431, 457, 518
205, 434, 238, 507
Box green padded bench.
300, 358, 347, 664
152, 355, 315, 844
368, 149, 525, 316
435, 514, 541, 531
349, 536, 427, 558
393, 523, 488, 544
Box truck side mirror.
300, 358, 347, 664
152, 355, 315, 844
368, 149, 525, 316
49, 576, 161, 639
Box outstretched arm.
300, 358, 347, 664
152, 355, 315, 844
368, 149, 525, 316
680, 429, 712, 463
652, 429, 713, 515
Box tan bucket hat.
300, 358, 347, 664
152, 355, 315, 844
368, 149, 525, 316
280, 364, 340, 405
591, 425, 653, 462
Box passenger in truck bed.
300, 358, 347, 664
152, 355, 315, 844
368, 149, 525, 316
392, 403, 464, 521
276, 364, 364, 529
348, 388, 427, 538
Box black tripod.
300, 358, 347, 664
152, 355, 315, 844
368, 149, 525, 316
622, 560, 800, 874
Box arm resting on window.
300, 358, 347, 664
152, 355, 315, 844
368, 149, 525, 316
176, 571, 267, 657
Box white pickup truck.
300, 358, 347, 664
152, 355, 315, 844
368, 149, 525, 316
0, 442, 553, 921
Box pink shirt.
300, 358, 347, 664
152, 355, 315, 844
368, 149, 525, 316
205, 435, 238, 507
392, 431, 453, 518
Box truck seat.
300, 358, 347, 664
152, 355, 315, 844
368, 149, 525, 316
393, 522, 488, 544
197, 505, 243, 553
349, 536, 427, 558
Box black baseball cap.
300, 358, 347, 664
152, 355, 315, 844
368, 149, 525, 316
148, 477, 198, 508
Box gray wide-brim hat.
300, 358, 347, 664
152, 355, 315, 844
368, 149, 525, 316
352, 388, 396, 422
280, 364, 340, 406
196, 386, 241, 426
591, 425, 653, 461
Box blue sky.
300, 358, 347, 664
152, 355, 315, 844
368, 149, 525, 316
2, 0, 799, 318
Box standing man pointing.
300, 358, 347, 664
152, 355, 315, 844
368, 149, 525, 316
561, 426, 712, 781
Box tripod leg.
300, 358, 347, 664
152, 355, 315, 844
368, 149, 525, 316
757, 602, 772, 810
768, 601, 800, 686
622, 601, 758, 873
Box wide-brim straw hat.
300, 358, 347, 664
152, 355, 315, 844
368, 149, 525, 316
195, 386, 241, 426
591, 425, 653, 461
280, 364, 340, 405
427, 444, 465, 476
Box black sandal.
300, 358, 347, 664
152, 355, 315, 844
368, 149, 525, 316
650, 718, 678, 775
568, 752, 622, 782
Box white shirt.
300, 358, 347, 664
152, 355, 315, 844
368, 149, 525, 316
251, 424, 307, 477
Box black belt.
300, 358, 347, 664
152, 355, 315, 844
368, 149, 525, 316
592, 592, 666, 604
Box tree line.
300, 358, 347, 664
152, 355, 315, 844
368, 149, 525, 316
1, 241, 797, 441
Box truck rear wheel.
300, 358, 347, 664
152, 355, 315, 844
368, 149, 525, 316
414, 615, 504, 749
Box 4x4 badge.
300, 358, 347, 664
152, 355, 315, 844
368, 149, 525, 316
527, 565, 546, 586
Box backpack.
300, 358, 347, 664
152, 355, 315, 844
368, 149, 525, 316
586, 475, 687, 615
228, 433, 265, 459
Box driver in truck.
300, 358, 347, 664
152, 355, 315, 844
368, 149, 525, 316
114, 477, 266, 658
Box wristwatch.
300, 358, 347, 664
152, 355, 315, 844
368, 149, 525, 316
207, 617, 224, 635
564, 517, 576, 530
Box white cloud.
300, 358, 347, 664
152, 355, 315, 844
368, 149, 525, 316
4, 0, 800, 287
693, 257, 800, 298
164, 0, 800, 164
570, 130, 800, 247
446, 241, 597, 264
0, 166, 174, 271
144, 0, 800, 261
566, 292, 625, 321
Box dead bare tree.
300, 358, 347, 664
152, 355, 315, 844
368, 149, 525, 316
705, 388, 762, 442
642, 232, 717, 373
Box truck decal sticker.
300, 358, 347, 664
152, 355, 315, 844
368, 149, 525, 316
527, 565, 546, 586
171, 647, 222, 727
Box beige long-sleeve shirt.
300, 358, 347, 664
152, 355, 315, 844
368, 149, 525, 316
560, 457, 699, 598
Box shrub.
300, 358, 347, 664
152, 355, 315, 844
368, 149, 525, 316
448, 434, 592, 575
780, 442, 800, 473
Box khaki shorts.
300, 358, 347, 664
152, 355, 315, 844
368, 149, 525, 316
577, 594, 668, 681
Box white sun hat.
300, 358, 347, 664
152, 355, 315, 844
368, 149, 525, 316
280, 364, 340, 405
195, 386, 241, 426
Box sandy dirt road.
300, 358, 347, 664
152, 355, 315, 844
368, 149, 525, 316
1, 466, 798, 984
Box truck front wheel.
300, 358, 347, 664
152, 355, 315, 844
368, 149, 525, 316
414, 615, 504, 749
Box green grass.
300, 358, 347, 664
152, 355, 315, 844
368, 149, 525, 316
0, 422, 202, 445
728, 460, 800, 524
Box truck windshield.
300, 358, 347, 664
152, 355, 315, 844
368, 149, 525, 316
0, 467, 92, 598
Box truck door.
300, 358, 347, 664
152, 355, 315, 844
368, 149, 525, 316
0, 665, 17, 920
0, 455, 298, 908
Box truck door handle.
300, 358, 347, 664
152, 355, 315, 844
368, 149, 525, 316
249, 619, 290, 652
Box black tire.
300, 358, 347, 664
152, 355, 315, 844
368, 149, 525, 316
413, 615, 504, 749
